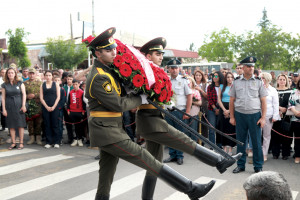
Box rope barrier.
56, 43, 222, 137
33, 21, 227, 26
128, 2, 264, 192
271, 128, 300, 139
124, 121, 136, 127
201, 113, 300, 139
58, 117, 87, 125
202, 114, 236, 136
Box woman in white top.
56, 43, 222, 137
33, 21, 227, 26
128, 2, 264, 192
260, 72, 281, 161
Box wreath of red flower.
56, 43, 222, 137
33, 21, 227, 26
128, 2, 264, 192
132, 74, 144, 88
82, 35, 95, 45
119, 63, 132, 77
112, 39, 173, 105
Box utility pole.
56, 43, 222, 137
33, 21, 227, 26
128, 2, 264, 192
70, 13, 73, 40
92, 0, 95, 35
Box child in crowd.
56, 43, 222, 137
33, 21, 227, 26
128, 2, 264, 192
67, 79, 86, 147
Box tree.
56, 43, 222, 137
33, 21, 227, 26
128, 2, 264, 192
5, 28, 31, 68
236, 9, 300, 71
45, 37, 88, 70
198, 28, 235, 62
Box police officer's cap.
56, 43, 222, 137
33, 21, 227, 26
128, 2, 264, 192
87, 27, 117, 50
240, 56, 257, 67
167, 58, 181, 68
140, 37, 167, 55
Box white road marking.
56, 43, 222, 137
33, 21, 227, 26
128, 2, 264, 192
0, 148, 38, 158
0, 154, 73, 176
69, 170, 146, 200
292, 191, 298, 200
0, 162, 98, 199
164, 176, 227, 200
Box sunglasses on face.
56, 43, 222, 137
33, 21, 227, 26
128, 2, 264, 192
213, 75, 218, 78
236, 68, 242, 70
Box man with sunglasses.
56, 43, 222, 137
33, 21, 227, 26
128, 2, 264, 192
235, 63, 244, 78
229, 56, 267, 174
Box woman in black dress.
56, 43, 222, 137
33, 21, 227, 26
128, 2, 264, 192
2, 67, 27, 150
40, 70, 61, 148
271, 74, 293, 160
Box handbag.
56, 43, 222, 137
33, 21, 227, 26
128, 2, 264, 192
280, 115, 291, 132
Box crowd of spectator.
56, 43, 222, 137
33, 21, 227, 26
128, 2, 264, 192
0, 62, 299, 166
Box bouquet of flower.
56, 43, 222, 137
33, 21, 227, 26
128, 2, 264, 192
112, 39, 173, 105
192, 90, 201, 102
82, 35, 95, 45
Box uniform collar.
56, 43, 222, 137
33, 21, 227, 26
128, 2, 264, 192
171, 74, 181, 81
94, 59, 111, 72
241, 74, 255, 80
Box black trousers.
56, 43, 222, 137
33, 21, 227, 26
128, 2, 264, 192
69, 112, 84, 140
42, 107, 60, 145
271, 120, 293, 157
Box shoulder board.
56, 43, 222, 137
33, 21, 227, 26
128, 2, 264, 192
234, 76, 240, 80
181, 75, 188, 79
255, 76, 261, 80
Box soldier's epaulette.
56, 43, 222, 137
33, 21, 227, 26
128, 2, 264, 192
234, 76, 240, 80
255, 76, 261, 80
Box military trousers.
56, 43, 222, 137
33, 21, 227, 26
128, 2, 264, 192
165, 109, 192, 159
27, 115, 42, 136
96, 139, 163, 196
140, 122, 197, 179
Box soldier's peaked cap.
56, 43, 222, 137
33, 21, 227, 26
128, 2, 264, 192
167, 58, 181, 68
240, 56, 257, 66
140, 37, 167, 54
87, 27, 117, 50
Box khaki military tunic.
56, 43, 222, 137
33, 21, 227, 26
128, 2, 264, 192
85, 60, 142, 147
85, 59, 164, 196
24, 79, 42, 136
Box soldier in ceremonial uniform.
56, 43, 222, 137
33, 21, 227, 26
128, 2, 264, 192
24, 67, 43, 145
229, 56, 268, 173
85, 28, 215, 200
137, 38, 241, 200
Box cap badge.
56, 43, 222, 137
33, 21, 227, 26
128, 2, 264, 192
108, 29, 113, 34
250, 57, 253, 62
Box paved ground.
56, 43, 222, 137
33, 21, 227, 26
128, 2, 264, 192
0, 129, 299, 200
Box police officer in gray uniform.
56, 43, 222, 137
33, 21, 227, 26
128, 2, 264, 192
229, 56, 268, 173
164, 58, 193, 165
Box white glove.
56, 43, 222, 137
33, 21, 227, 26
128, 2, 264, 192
164, 101, 175, 111
140, 94, 148, 104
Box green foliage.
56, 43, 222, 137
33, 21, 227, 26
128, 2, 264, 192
45, 37, 88, 70
197, 9, 300, 72
18, 55, 31, 68
198, 28, 235, 63
5, 28, 30, 68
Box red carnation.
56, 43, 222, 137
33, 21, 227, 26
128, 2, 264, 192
114, 55, 123, 68
119, 63, 132, 77
153, 83, 162, 94
158, 89, 167, 102
130, 59, 142, 71
123, 53, 133, 63
132, 74, 144, 88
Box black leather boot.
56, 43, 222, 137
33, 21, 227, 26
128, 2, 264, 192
142, 175, 157, 200
193, 145, 242, 174
159, 165, 215, 200
95, 193, 109, 200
